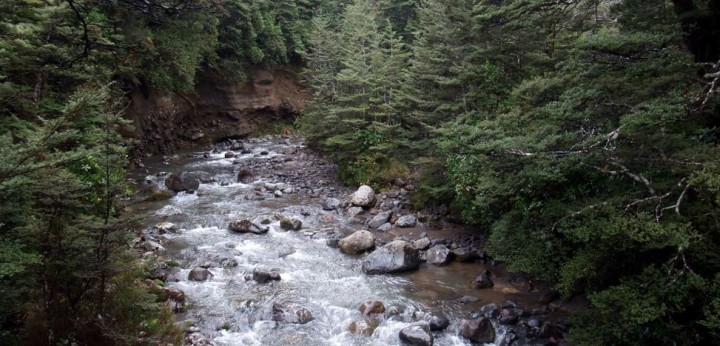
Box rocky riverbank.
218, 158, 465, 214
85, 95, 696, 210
129, 135, 577, 346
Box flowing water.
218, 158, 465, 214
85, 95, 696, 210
133, 137, 546, 346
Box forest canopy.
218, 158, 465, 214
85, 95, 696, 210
298, 0, 720, 344
0, 0, 318, 344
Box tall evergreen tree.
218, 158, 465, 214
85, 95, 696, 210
300, 0, 410, 185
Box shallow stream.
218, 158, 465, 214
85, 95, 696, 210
133, 137, 549, 346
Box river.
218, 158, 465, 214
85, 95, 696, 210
132, 136, 562, 346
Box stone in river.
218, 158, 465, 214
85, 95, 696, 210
188, 268, 212, 282
399, 323, 433, 346
361, 240, 420, 274
461, 317, 495, 344
426, 244, 452, 265
338, 230, 375, 255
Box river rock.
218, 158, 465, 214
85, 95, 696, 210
165, 172, 200, 193
499, 308, 519, 325
473, 270, 494, 289
182, 173, 200, 189
164, 173, 184, 192
429, 315, 450, 331
322, 197, 341, 211
143, 240, 165, 252
272, 302, 314, 324
461, 317, 496, 344
193, 171, 214, 184
220, 258, 238, 267
361, 240, 420, 274
460, 295, 479, 304
224, 151, 236, 158
395, 215, 417, 227
154, 222, 177, 234
228, 219, 269, 234
252, 267, 281, 283
188, 268, 212, 281
237, 168, 252, 182
338, 230, 375, 255
280, 216, 302, 231
480, 303, 500, 319
319, 213, 335, 223
377, 223, 392, 232
538, 321, 565, 340
351, 185, 375, 207
498, 330, 518, 346
413, 237, 431, 250
368, 211, 392, 229
358, 300, 385, 317
399, 323, 433, 346
452, 247, 481, 262
346, 206, 364, 218
145, 189, 173, 201
426, 244, 451, 265
348, 319, 380, 336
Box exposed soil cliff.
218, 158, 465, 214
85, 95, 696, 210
126, 67, 308, 159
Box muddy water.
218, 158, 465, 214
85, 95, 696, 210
133, 137, 547, 346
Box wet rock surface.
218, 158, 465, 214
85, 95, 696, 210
272, 301, 314, 324
338, 230, 375, 255
399, 323, 433, 346
362, 240, 420, 274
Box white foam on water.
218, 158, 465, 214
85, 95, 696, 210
173, 191, 199, 206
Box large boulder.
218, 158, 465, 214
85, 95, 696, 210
426, 244, 452, 265
461, 317, 496, 344
362, 240, 420, 274
179, 172, 200, 191
368, 211, 392, 229
395, 214, 418, 228
272, 301, 314, 324
399, 323, 433, 346
228, 219, 269, 234
338, 230, 375, 255
188, 268, 212, 282
280, 216, 302, 231
351, 185, 375, 207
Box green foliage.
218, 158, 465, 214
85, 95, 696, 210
299, 0, 720, 344
215, 0, 319, 82
299, 0, 410, 186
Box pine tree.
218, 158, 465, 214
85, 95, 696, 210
300, 0, 411, 185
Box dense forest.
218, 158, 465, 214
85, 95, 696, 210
1, 0, 719, 345
0, 0, 319, 344
298, 0, 720, 344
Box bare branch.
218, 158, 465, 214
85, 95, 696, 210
661, 183, 690, 217
552, 202, 608, 231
